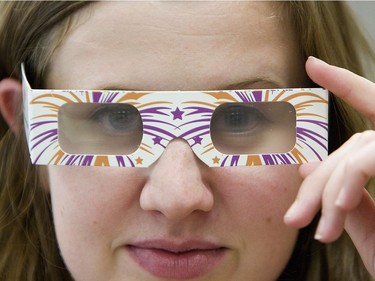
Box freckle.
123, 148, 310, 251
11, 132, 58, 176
266, 217, 272, 223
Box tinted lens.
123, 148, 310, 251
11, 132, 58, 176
210, 102, 296, 154
58, 103, 143, 155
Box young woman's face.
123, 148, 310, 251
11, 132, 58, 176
46, 2, 308, 281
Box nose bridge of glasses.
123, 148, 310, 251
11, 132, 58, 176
141, 105, 212, 166
136, 92, 218, 167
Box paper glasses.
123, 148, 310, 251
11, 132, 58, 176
22, 65, 329, 168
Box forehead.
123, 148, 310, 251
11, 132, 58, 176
46, 1, 306, 91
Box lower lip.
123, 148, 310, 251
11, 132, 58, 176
127, 246, 227, 279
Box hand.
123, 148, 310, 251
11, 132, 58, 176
284, 56, 375, 277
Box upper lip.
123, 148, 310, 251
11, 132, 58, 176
127, 239, 226, 253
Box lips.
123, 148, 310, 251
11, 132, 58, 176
126, 239, 228, 279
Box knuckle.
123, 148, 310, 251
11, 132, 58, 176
321, 184, 332, 201
349, 132, 362, 142
302, 174, 319, 189
350, 130, 375, 145
344, 156, 357, 172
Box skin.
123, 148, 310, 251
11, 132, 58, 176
2, 1, 375, 281
44, 2, 307, 281
285, 57, 375, 277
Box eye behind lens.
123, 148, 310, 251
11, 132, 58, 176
222, 105, 266, 133
210, 102, 296, 155
211, 103, 268, 135
90, 104, 142, 136
58, 103, 143, 155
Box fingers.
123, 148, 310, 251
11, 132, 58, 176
285, 131, 375, 243
284, 134, 358, 228
336, 132, 375, 210
314, 161, 347, 242
345, 189, 375, 277
314, 133, 375, 242
305, 56, 375, 124
298, 162, 320, 178
285, 57, 375, 275
285, 57, 375, 244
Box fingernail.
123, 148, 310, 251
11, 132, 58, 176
308, 56, 328, 65
314, 217, 325, 240
284, 201, 299, 220
314, 231, 322, 241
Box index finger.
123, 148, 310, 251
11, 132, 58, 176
306, 56, 375, 124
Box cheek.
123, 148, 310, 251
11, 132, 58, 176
47, 166, 145, 279
215, 165, 301, 222
48, 166, 146, 232
211, 165, 301, 279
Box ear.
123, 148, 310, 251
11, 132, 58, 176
0, 78, 22, 134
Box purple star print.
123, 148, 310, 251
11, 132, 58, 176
171, 107, 184, 120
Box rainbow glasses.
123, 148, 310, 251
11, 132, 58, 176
22, 64, 329, 167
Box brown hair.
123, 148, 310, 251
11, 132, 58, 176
0, 2, 91, 280
0, 1, 374, 281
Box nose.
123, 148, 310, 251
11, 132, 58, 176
140, 138, 214, 222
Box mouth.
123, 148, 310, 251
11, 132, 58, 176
126, 240, 228, 279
